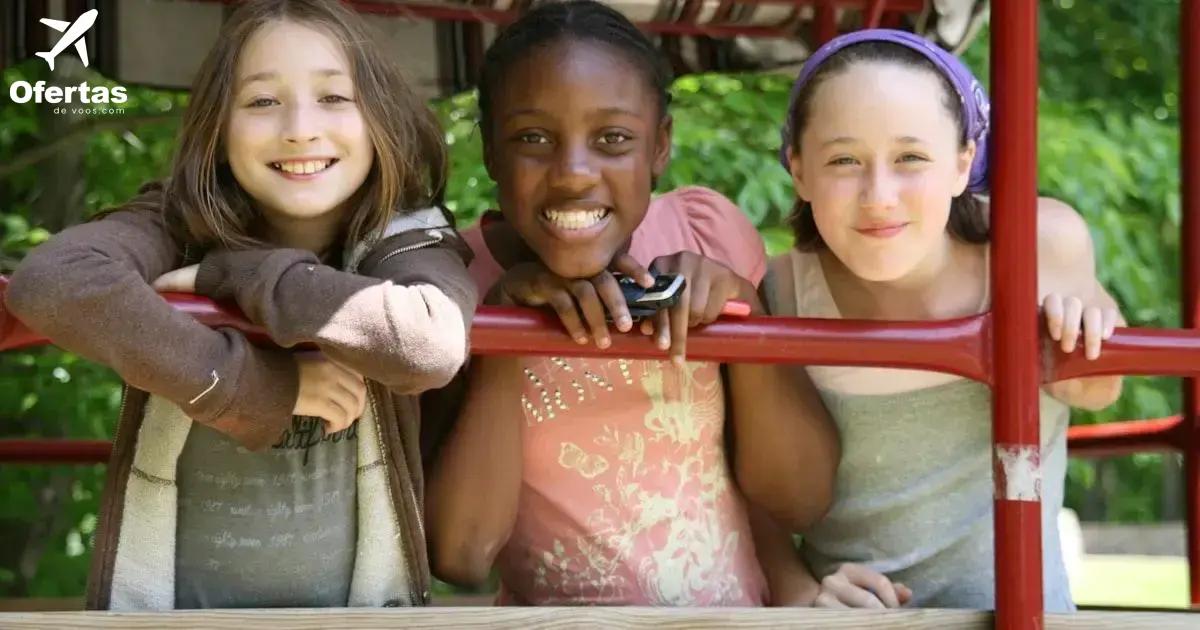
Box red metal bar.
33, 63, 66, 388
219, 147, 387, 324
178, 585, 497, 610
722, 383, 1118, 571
814, 0, 839, 46
473, 307, 990, 377
990, 1, 1042, 628
1183, 0, 1200, 607
1066, 417, 1186, 458
864, 0, 887, 29
0, 288, 992, 381
1050, 327, 1200, 381
0, 440, 111, 464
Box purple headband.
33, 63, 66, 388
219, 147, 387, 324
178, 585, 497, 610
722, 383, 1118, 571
779, 29, 990, 193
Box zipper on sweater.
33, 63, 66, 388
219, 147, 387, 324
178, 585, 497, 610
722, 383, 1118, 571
113, 385, 129, 446
376, 230, 444, 267
366, 388, 425, 606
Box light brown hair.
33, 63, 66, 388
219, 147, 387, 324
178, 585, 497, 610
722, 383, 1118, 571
164, 0, 447, 250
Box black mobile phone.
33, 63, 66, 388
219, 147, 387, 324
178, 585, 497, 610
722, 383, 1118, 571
614, 273, 686, 319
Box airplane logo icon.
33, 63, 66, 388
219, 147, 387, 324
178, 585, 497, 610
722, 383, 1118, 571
36, 9, 98, 72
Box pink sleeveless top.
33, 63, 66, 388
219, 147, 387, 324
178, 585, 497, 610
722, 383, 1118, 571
460, 187, 768, 606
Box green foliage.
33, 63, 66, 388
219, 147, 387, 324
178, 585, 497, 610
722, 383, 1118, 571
0, 60, 185, 597
1040, 0, 1180, 123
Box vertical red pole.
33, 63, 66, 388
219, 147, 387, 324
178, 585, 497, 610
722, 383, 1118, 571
990, 1, 1043, 629
864, 0, 887, 29
1181, 0, 1200, 608
814, 0, 838, 46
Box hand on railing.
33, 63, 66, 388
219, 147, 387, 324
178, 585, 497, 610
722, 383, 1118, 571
5, 274, 1200, 383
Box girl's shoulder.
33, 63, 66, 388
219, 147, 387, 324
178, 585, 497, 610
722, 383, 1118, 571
644, 186, 767, 285
1034, 196, 1095, 281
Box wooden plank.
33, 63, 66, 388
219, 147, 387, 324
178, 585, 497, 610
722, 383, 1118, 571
0, 607, 1194, 629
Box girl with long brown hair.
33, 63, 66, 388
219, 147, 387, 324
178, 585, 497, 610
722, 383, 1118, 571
7, 0, 474, 610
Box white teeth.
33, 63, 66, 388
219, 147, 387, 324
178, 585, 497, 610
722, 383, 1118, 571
544, 208, 608, 230
274, 159, 333, 175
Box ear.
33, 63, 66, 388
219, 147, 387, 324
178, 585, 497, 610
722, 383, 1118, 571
482, 128, 497, 181
787, 145, 811, 202
952, 139, 977, 196
651, 114, 673, 178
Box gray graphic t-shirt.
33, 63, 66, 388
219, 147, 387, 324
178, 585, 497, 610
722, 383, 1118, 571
174, 417, 358, 608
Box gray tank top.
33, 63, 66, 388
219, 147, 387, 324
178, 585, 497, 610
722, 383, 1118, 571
764, 250, 1075, 612
174, 417, 358, 608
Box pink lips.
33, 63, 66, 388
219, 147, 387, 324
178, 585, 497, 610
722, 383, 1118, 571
854, 222, 908, 239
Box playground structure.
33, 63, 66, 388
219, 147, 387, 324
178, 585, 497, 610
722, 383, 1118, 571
1, 1, 1200, 628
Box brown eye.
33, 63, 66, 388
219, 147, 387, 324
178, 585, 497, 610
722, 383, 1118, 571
518, 132, 550, 144
319, 94, 352, 104
598, 132, 630, 145
827, 156, 858, 166
248, 97, 277, 108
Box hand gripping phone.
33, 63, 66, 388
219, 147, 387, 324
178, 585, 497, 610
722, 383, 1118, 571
612, 273, 754, 320
616, 273, 686, 319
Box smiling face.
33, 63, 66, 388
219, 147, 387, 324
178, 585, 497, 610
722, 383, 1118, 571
485, 39, 671, 279
788, 61, 975, 283
224, 19, 373, 246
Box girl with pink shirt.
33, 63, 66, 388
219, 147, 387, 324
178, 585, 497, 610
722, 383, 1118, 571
425, 0, 838, 606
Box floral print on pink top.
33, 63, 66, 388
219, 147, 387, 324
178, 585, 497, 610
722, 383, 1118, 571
461, 187, 768, 605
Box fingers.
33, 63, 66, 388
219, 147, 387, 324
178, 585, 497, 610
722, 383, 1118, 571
152, 265, 200, 293
667, 286, 689, 366
1045, 294, 1122, 360
567, 280, 611, 349
687, 272, 712, 328
1059, 296, 1084, 354
1102, 307, 1121, 340
819, 573, 885, 609
292, 354, 366, 433
702, 277, 740, 325
839, 564, 901, 608
653, 308, 671, 351
1083, 305, 1104, 360
319, 361, 365, 432
1043, 293, 1064, 342
895, 583, 913, 605
610, 253, 655, 288
813, 590, 850, 609
593, 272, 633, 333
545, 291, 590, 345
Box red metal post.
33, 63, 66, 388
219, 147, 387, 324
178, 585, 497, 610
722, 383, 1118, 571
1182, 0, 1200, 608
990, 1, 1043, 629
814, 0, 839, 45
1067, 416, 1186, 458
864, 0, 887, 29
0, 440, 112, 464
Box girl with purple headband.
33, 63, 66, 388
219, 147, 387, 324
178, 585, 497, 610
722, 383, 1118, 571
752, 30, 1124, 611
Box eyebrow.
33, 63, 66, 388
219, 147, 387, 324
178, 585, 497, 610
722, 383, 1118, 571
820, 136, 857, 148
238, 68, 347, 86
503, 106, 643, 119
820, 135, 928, 148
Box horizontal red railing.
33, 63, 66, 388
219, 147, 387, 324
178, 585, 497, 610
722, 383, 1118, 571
3, 278, 1200, 464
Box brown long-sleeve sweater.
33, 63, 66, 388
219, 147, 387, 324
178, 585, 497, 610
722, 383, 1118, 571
6, 182, 476, 450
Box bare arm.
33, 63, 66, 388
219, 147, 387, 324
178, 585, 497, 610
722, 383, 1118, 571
425, 354, 525, 587
5, 186, 296, 450
728, 353, 840, 532
1036, 197, 1124, 410
747, 505, 820, 606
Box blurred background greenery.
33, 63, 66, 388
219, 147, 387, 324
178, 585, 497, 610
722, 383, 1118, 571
0, 0, 1188, 601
